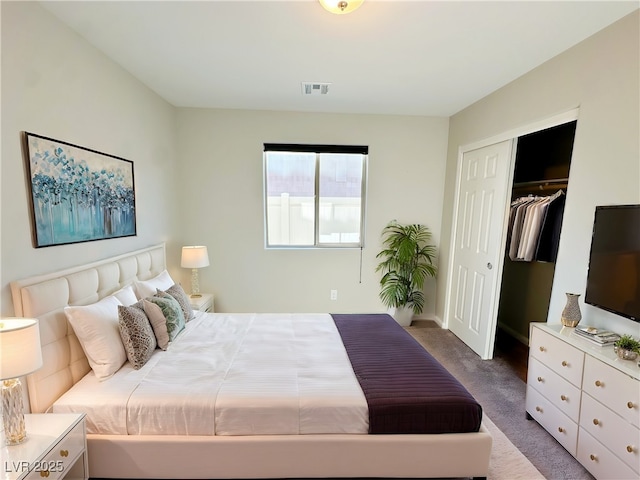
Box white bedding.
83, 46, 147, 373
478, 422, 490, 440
53, 312, 369, 436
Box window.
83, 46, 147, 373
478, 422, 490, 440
264, 144, 368, 248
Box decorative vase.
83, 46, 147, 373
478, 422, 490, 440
561, 293, 582, 327
614, 345, 639, 361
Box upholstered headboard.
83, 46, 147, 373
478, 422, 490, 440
10, 244, 166, 413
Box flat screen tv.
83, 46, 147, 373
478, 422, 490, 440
584, 204, 640, 323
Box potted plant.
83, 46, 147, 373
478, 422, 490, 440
375, 221, 437, 326
614, 335, 640, 361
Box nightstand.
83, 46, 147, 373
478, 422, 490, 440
189, 293, 214, 312
1, 413, 88, 480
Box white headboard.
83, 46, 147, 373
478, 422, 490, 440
10, 244, 166, 413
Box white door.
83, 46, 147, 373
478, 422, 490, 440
447, 140, 513, 359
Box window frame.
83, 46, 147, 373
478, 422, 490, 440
263, 143, 368, 249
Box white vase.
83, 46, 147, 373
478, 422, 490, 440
388, 306, 414, 327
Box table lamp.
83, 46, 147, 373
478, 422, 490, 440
0, 318, 43, 445
181, 245, 210, 297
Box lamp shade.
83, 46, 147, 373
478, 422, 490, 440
0, 318, 43, 380
181, 246, 210, 269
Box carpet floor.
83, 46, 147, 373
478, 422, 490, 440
406, 321, 594, 480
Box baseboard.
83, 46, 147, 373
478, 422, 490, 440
497, 323, 529, 345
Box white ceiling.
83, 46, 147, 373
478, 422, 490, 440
41, 0, 639, 117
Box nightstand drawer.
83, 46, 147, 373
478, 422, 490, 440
25, 420, 85, 480
190, 293, 214, 313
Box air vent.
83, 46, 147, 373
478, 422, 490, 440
301, 82, 331, 95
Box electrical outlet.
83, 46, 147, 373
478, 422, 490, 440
330, 289, 338, 300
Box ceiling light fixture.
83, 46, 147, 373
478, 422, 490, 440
319, 0, 364, 15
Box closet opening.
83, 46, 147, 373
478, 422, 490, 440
494, 120, 577, 381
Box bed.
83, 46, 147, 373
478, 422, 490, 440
11, 243, 492, 479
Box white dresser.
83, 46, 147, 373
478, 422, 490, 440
526, 323, 640, 480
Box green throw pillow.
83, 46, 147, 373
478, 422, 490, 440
146, 295, 185, 341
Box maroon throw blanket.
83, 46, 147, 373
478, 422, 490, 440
331, 314, 482, 434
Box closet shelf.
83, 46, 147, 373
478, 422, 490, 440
513, 178, 568, 191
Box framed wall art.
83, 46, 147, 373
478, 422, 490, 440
22, 132, 137, 248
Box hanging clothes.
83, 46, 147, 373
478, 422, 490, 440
507, 190, 565, 262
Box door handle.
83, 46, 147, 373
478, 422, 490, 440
487, 263, 493, 270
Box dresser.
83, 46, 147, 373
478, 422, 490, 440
526, 323, 640, 480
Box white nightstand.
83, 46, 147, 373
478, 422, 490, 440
189, 293, 214, 312
1, 413, 88, 480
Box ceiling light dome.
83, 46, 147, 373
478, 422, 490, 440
319, 0, 364, 15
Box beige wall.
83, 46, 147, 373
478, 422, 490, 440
438, 11, 640, 338
175, 108, 449, 314
0, 2, 179, 314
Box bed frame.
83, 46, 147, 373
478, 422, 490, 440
11, 243, 492, 479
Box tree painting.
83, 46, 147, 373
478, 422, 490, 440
24, 133, 136, 247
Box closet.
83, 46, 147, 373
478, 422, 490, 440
496, 121, 577, 354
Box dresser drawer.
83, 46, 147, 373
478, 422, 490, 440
528, 357, 581, 422
578, 428, 639, 480
526, 385, 578, 456
580, 392, 640, 474
530, 326, 584, 387
25, 420, 85, 480
583, 355, 640, 428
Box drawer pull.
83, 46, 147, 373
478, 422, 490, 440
561, 360, 568, 367
539, 346, 545, 352
60, 448, 69, 457
560, 395, 567, 402
40, 471, 50, 478
627, 401, 635, 409
535, 406, 542, 413
537, 376, 543, 382
592, 418, 600, 426
589, 454, 597, 462
595, 380, 603, 387
558, 427, 565, 433
627, 445, 634, 453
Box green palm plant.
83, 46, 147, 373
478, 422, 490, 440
375, 221, 437, 315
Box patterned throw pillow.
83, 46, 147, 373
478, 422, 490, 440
143, 299, 171, 350
118, 303, 157, 369
145, 295, 185, 342
158, 284, 195, 322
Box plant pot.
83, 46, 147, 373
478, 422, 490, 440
614, 346, 638, 361
388, 306, 414, 327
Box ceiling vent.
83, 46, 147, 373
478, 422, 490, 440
301, 82, 331, 95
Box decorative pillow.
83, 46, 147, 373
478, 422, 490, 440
133, 270, 174, 299
145, 295, 185, 342
118, 303, 157, 369
64, 295, 127, 381
158, 284, 194, 322
143, 299, 171, 350
112, 284, 138, 306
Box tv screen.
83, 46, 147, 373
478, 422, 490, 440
584, 204, 640, 322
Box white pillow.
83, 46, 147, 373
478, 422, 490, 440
64, 295, 127, 381
112, 284, 138, 306
133, 270, 174, 299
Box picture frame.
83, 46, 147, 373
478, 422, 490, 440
22, 132, 137, 248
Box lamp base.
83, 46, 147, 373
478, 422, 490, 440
190, 268, 201, 297
2, 378, 27, 445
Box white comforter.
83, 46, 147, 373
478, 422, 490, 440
53, 312, 369, 436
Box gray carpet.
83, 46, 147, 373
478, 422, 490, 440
406, 321, 594, 480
